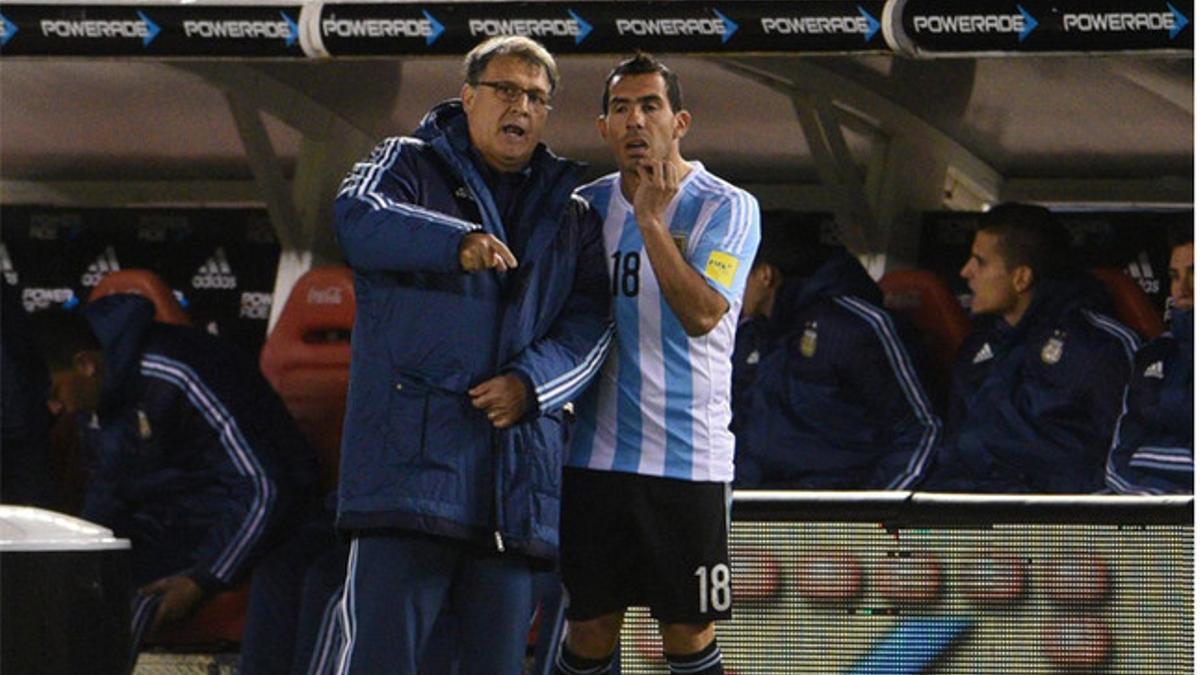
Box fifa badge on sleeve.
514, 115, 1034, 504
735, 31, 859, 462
1041, 331, 1066, 365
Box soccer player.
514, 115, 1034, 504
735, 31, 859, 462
556, 53, 761, 675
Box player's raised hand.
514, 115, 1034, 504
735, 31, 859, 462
460, 232, 518, 273
633, 159, 679, 231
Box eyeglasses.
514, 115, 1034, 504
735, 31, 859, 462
475, 80, 553, 112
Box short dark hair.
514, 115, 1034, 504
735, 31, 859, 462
978, 202, 1074, 283
601, 52, 683, 115
463, 36, 559, 95
35, 307, 100, 372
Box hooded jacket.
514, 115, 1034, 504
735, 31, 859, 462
732, 251, 940, 489
1106, 309, 1193, 494
928, 277, 1140, 493
80, 294, 318, 590
332, 101, 612, 561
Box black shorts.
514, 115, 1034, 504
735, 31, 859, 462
560, 467, 732, 624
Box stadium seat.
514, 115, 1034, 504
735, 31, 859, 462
88, 269, 190, 326
259, 266, 356, 494
878, 268, 970, 406
1089, 267, 1164, 342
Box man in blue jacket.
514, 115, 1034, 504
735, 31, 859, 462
1106, 228, 1193, 494
331, 36, 612, 674
924, 203, 1140, 493
45, 294, 319, 663
732, 245, 940, 490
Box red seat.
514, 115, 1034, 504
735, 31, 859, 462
151, 583, 250, 647
259, 267, 356, 494
88, 269, 191, 326
878, 268, 970, 406
1089, 268, 1164, 342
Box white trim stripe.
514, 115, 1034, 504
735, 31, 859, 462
538, 323, 616, 411
308, 587, 345, 675
334, 538, 360, 675
835, 297, 940, 490
1082, 310, 1140, 361
1104, 384, 1153, 494
536, 322, 614, 396
338, 136, 482, 233
140, 354, 275, 582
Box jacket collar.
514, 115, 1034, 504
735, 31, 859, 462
414, 100, 586, 267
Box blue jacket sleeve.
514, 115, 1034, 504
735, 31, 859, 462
836, 298, 941, 490
137, 371, 280, 590
1106, 347, 1194, 494
334, 137, 481, 274
506, 199, 614, 416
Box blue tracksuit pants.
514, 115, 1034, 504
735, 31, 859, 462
334, 533, 536, 675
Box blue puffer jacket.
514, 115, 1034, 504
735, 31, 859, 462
732, 252, 940, 489
80, 294, 318, 589
926, 277, 1140, 493
332, 101, 612, 561
1106, 309, 1193, 494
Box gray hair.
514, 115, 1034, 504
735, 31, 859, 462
463, 36, 559, 95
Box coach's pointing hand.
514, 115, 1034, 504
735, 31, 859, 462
460, 232, 518, 273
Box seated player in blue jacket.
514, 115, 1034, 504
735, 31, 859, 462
43, 294, 319, 663
924, 203, 1140, 493
732, 240, 940, 490
1106, 227, 1193, 494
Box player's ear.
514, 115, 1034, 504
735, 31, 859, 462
673, 109, 692, 140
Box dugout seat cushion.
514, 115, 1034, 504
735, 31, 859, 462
878, 268, 970, 408
259, 267, 355, 494
1089, 267, 1164, 342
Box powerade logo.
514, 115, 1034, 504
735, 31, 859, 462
322, 12, 439, 43
761, 6, 881, 41
306, 285, 345, 305
468, 10, 593, 44
40, 11, 160, 46
239, 291, 272, 319
183, 13, 299, 47
616, 9, 739, 43
29, 212, 82, 240
1063, 6, 1189, 38
22, 287, 75, 311
912, 5, 1038, 41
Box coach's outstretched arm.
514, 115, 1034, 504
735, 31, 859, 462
334, 138, 501, 274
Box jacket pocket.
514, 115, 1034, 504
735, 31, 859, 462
390, 369, 475, 473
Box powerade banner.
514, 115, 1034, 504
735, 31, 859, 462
886, 0, 1193, 55
0, 4, 303, 56
1, 206, 281, 355
314, 1, 888, 56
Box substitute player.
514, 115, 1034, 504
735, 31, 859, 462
556, 54, 761, 675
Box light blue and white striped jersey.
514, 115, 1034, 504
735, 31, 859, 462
569, 162, 761, 482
